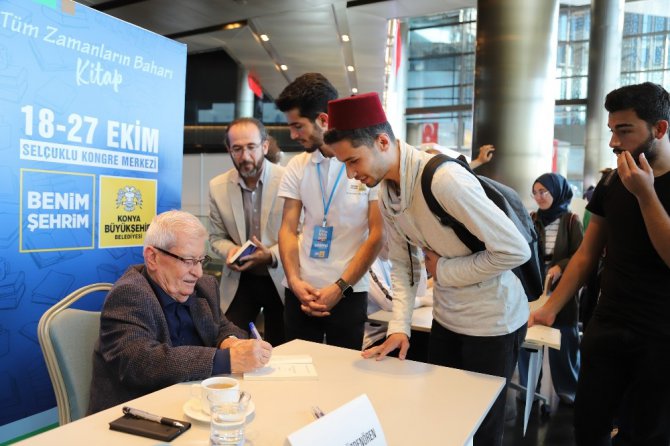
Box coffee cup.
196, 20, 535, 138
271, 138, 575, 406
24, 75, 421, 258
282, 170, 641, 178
191, 377, 239, 415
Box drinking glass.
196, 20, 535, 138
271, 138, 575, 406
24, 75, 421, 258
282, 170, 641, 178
208, 391, 250, 445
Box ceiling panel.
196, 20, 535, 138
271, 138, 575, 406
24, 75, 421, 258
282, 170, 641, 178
78, 0, 478, 99
256, 7, 350, 95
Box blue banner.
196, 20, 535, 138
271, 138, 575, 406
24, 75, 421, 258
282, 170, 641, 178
0, 0, 186, 426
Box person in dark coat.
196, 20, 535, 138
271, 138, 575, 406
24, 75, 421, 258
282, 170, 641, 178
88, 210, 272, 414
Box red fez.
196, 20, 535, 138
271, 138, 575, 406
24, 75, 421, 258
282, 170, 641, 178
328, 92, 388, 130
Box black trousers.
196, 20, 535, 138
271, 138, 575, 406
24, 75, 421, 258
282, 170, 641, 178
574, 316, 670, 446
225, 272, 285, 346
428, 320, 527, 446
283, 287, 367, 350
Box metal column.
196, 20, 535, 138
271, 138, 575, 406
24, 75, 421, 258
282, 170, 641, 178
584, 0, 624, 188
473, 0, 559, 205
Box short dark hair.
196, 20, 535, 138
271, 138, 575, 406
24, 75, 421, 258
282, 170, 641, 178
224, 117, 267, 148
605, 82, 670, 127
324, 121, 396, 147
265, 135, 281, 163
275, 73, 338, 121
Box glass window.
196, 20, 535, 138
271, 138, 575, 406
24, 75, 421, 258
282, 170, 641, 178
405, 3, 670, 177
406, 111, 473, 155
406, 9, 477, 149
556, 6, 590, 101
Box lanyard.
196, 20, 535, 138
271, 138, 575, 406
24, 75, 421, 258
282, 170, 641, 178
316, 162, 345, 227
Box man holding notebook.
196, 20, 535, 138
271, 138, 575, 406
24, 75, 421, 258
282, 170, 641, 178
209, 117, 286, 345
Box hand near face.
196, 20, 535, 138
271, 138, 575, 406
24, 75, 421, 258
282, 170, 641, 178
423, 248, 440, 279
617, 151, 655, 200
229, 339, 273, 373
361, 333, 410, 360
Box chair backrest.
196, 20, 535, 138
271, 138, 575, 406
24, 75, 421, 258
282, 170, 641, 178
37, 283, 113, 425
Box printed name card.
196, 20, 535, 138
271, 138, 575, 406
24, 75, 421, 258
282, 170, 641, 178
287, 394, 387, 446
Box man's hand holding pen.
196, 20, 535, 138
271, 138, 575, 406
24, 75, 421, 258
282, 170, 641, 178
225, 321, 270, 374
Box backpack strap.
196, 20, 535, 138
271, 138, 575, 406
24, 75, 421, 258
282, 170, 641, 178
421, 155, 485, 253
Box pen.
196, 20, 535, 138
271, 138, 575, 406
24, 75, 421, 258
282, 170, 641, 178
249, 322, 262, 340
122, 406, 185, 429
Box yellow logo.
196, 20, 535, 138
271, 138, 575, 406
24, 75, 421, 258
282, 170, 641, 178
99, 176, 156, 248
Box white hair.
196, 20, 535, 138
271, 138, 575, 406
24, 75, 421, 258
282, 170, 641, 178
143, 210, 206, 250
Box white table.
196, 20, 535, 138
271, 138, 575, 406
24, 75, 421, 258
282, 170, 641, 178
20, 340, 505, 446
369, 301, 551, 435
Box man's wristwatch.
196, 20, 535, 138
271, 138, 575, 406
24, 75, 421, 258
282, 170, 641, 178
335, 278, 354, 298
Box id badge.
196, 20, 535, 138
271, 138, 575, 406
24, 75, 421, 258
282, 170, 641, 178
309, 225, 333, 259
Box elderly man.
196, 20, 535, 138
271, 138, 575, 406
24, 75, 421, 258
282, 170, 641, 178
88, 210, 272, 414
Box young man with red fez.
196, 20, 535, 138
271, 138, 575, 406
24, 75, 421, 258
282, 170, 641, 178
324, 92, 530, 446
274, 73, 383, 349
531, 82, 670, 445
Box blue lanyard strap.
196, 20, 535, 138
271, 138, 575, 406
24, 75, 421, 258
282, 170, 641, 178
316, 162, 345, 226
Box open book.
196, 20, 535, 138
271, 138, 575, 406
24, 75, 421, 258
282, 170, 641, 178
525, 275, 561, 350
524, 325, 561, 350
244, 355, 318, 381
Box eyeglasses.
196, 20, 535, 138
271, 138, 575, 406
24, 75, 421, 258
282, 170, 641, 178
531, 190, 550, 198
153, 246, 211, 268
229, 143, 262, 157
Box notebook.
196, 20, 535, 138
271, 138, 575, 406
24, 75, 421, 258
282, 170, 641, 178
230, 240, 257, 266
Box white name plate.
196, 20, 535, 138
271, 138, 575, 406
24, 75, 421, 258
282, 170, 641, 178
287, 394, 387, 446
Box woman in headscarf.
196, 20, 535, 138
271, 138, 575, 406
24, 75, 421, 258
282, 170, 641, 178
519, 172, 584, 406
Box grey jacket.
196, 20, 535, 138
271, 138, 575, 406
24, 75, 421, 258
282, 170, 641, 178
87, 265, 246, 414
208, 159, 286, 312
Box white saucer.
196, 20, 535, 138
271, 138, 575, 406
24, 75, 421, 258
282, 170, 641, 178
183, 398, 255, 423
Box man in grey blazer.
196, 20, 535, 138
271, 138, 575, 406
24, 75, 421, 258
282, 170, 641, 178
209, 118, 286, 345
88, 210, 272, 414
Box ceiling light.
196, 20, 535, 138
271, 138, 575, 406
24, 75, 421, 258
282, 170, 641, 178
223, 22, 243, 30
260, 34, 269, 42
352, 87, 358, 94
280, 64, 288, 71
347, 65, 355, 72
341, 34, 350, 42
